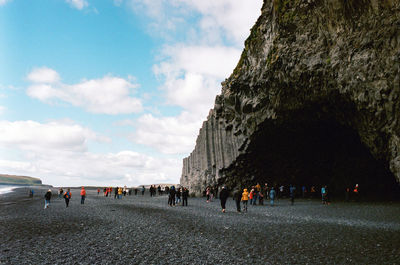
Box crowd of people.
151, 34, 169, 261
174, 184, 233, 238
40, 183, 361, 213
212, 183, 363, 213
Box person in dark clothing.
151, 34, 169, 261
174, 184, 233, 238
63, 188, 71, 208
44, 189, 52, 209
182, 187, 189, 206
158, 185, 162, 196
141, 186, 145, 196
219, 186, 229, 213
233, 189, 241, 212
114, 187, 118, 199
289, 185, 296, 205
134, 188, 138, 195
176, 188, 181, 205
168, 186, 176, 206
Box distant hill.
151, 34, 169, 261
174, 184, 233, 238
0, 174, 42, 186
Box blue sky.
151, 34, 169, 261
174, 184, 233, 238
0, 0, 262, 187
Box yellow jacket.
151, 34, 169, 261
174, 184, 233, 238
241, 189, 249, 201
118, 188, 123, 195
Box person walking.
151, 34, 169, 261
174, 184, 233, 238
63, 188, 71, 208
269, 187, 276, 206
44, 189, 52, 209
80, 187, 86, 204
182, 187, 189, 206
233, 189, 242, 212
241, 188, 249, 212
219, 186, 229, 213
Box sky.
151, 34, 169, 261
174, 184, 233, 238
0, 0, 263, 187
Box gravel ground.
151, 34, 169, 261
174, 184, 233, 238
0, 187, 399, 265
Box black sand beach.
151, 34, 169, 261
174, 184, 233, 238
1, 187, 399, 264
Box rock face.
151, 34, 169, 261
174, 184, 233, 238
181, 0, 400, 197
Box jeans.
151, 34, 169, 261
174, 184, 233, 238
44, 200, 50, 209
81, 196, 85, 204
242, 200, 248, 212
182, 198, 188, 206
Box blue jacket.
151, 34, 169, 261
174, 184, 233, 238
269, 189, 276, 199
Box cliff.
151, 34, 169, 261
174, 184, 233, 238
181, 0, 400, 197
0, 174, 43, 186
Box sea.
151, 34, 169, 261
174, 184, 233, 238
0, 185, 18, 195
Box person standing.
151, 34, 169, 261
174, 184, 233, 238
182, 187, 189, 207
44, 189, 52, 209
114, 187, 118, 199
176, 188, 181, 205
289, 185, 296, 205
233, 189, 242, 212
80, 187, 86, 204
118, 187, 123, 199
321, 186, 327, 204
269, 187, 276, 206
249, 188, 255, 205
219, 186, 229, 213
168, 186, 176, 206
141, 186, 145, 196
353, 184, 359, 202
206, 187, 211, 202
63, 188, 71, 208
241, 189, 249, 212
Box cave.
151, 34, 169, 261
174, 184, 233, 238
236, 104, 400, 201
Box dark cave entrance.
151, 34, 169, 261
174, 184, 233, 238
236, 107, 400, 201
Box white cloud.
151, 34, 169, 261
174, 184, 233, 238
0, 120, 107, 152
27, 67, 60, 83
0, 106, 5, 115
153, 45, 241, 115
133, 111, 202, 155
26, 68, 143, 114
129, 0, 262, 46
66, 0, 88, 10
0, 120, 180, 186
178, 0, 262, 45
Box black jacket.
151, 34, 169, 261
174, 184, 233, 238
44, 191, 52, 200
219, 188, 229, 201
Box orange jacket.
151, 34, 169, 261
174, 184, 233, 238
80, 188, 86, 196
242, 189, 249, 201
